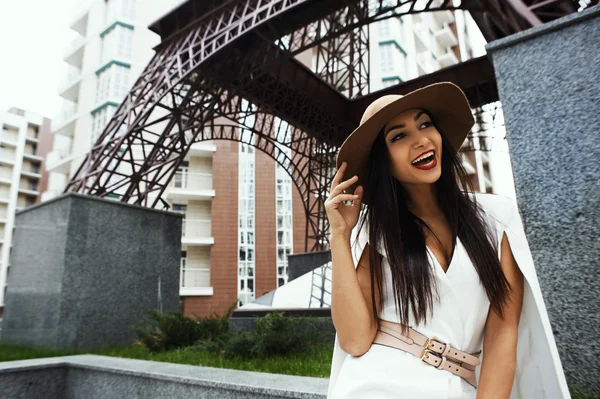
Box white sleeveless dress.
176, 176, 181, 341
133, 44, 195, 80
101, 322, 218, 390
328, 196, 506, 399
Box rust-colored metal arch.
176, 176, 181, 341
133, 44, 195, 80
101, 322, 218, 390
63, 0, 587, 251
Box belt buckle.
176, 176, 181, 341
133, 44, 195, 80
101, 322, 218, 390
424, 336, 445, 353
421, 348, 447, 369
420, 348, 433, 361
421, 336, 445, 367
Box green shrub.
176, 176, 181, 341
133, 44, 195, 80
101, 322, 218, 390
132, 300, 236, 353
251, 311, 302, 357
223, 331, 257, 359
133, 302, 332, 359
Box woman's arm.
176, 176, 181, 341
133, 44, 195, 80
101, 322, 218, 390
330, 233, 380, 357
477, 231, 525, 399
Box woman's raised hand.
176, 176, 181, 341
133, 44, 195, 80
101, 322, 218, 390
325, 161, 363, 237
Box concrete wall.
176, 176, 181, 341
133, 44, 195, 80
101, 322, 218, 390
1, 193, 182, 350
486, 5, 600, 391
0, 355, 328, 399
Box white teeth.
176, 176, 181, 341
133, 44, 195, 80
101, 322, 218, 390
412, 150, 435, 165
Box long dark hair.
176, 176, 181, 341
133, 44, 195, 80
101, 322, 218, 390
353, 113, 512, 336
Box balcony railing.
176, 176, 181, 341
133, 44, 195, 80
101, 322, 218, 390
1, 130, 19, 144
180, 267, 210, 288
437, 50, 459, 68
69, 0, 92, 35
59, 67, 82, 101
181, 219, 212, 238
432, 9, 454, 25
64, 36, 85, 67
172, 171, 213, 190
433, 25, 458, 48
52, 101, 78, 134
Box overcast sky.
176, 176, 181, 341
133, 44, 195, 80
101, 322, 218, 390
0, 0, 77, 119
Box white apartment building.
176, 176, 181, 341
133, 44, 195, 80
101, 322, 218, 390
44, 0, 185, 201
0, 109, 48, 308
43, 0, 221, 301
369, 0, 517, 199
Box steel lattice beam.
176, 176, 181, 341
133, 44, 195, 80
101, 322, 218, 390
64, 0, 584, 252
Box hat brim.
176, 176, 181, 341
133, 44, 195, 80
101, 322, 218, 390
335, 82, 474, 204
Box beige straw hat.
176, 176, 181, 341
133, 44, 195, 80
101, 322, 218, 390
335, 82, 474, 204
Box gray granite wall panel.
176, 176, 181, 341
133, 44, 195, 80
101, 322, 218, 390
0, 355, 328, 399
486, 5, 600, 391
0, 367, 66, 399
1, 193, 183, 350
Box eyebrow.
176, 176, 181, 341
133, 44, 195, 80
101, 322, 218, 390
384, 110, 427, 138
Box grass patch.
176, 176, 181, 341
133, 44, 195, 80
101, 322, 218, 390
0, 342, 334, 378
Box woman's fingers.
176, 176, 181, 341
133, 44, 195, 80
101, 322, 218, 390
330, 161, 347, 193
327, 193, 360, 205
329, 175, 358, 200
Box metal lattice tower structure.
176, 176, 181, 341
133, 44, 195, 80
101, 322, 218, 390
63, 0, 591, 252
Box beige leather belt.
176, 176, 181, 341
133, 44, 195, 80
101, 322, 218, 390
372, 319, 482, 388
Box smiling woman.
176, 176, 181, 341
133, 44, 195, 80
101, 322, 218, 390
325, 82, 570, 398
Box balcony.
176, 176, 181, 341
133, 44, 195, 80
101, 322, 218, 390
64, 36, 85, 68
1, 130, 19, 147
167, 171, 215, 201
25, 133, 39, 143
180, 267, 213, 296
58, 68, 82, 102
437, 50, 459, 68
46, 147, 73, 174
69, 0, 91, 36
21, 168, 42, 179
434, 25, 458, 48
433, 10, 454, 25
0, 153, 15, 164
23, 152, 43, 163
52, 102, 78, 137
181, 219, 214, 246
413, 27, 431, 53
18, 186, 39, 196
185, 142, 217, 159
416, 52, 435, 75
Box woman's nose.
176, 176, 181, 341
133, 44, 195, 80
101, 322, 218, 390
413, 134, 431, 149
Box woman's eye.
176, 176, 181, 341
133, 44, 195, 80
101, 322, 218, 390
392, 133, 405, 142
420, 121, 432, 129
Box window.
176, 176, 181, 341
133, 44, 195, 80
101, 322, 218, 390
379, 42, 407, 79
238, 127, 256, 306
101, 25, 133, 63
91, 105, 117, 144
379, 43, 395, 75
382, 78, 401, 88
379, 19, 391, 37
105, 0, 136, 25
275, 161, 293, 287
96, 64, 130, 104
111, 65, 130, 99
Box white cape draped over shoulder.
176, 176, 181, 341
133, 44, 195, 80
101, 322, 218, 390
327, 192, 571, 399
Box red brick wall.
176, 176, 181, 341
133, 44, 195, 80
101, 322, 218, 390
292, 152, 310, 254
36, 117, 53, 202
255, 150, 276, 297
183, 138, 239, 318
183, 140, 314, 318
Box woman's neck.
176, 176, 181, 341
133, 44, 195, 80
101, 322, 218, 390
403, 183, 442, 218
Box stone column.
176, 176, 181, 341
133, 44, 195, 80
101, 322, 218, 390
1, 193, 182, 350
486, 6, 600, 391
